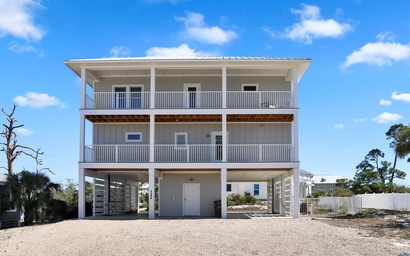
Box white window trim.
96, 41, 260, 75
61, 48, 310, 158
126, 132, 142, 142
174, 132, 188, 150
113, 84, 144, 108
241, 84, 258, 91
183, 84, 201, 108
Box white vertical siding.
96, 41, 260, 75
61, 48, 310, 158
159, 173, 221, 217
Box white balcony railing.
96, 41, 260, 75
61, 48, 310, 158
155, 91, 222, 109
85, 91, 293, 109
85, 145, 150, 162
226, 91, 293, 108
85, 92, 150, 109
84, 144, 294, 163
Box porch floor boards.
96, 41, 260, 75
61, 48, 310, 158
85, 114, 293, 123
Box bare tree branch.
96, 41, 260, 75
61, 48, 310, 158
0, 104, 49, 175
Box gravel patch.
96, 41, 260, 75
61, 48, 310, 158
0, 217, 409, 255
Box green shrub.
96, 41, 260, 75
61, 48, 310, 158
227, 193, 258, 205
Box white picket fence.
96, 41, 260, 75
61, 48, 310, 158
355, 193, 410, 211
300, 193, 410, 216
300, 197, 362, 216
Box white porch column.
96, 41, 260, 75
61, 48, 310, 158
293, 168, 300, 218
221, 168, 227, 219
78, 168, 85, 219
150, 114, 155, 162
80, 68, 86, 109
149, 168, 155, 219
222, 113, 227, 162
150, 67, 155, 108
136, 182, 140, 212
294, 114, 299, 162
292, 68, 298, 108
79, 115, 85, 162
222, 66, 227, 108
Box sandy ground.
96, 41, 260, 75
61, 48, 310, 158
0, 215, 409, 256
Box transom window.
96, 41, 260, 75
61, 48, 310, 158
242, 84, 258, 91
175, 132, 187, 150
126, 132, 142, 142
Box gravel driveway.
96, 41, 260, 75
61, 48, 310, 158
0, 216, 409, 255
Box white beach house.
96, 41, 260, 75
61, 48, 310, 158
65, 56, 310, 219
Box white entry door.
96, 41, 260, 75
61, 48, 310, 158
211, 132, 227, 162
183, 84, 201, 108
183, 183, 200, 216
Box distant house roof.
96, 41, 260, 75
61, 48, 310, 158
312, 174, 347, 184
300, 169, 314, 177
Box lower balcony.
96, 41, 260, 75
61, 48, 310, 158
84, 144, 294, 163
85, 91, 293, 109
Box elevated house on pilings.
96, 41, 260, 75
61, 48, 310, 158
65, 56, 311, 219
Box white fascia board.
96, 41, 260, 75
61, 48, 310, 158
78, 162, 300, 170
80, 108, 299, 116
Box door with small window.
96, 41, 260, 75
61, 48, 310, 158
114, 87, 127, 108
184, 84, 200, 108
211, 132, 227, 162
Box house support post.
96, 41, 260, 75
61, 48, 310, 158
293, 168, 300, 218
222, 66, 227, 108
149, 168, 155, 219
221, 168, 227, 219
149, 114, 155, 162
222, 113, 227, 162
78, 168, 85, 218
150, 67, 155, 108
136, 182, 140, 212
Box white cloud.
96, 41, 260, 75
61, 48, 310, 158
8, 41, 44, 57
15, 127, 34, 136
13, 92, 67, 109
0, 0, 45, 41
342, 36, 410, 68
175, 12, 237, 44
110, 46, 131, 58
278, 4, 352, 44
353, 118, 367, 123
334, 123, 345, 129
376, 31, 396, 42
372, 112, 402, 124
392, 91, 410, 103
379, 99, 392, 106
146, 44, 211, 57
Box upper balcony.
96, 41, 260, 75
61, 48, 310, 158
85, 91, 294, 110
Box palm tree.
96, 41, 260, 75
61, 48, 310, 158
6, 170, 60, 225
386, 124, 410, 191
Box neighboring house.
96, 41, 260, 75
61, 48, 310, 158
65, 56, 311, 219
0, 174, 20, 229
227, 182, 268, 200
228, 169, 314, 200
300, 169, 314, 198
312, 174, 347, 194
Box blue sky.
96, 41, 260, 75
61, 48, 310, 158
0, 0, 409, 185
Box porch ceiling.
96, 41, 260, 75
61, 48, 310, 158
227, 169, 290, 181
86, 168, 291, 182
85, 114, 294, 123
